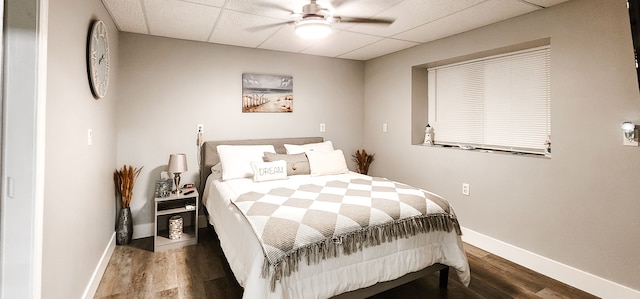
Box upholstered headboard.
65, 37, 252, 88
199, 137, 324, 192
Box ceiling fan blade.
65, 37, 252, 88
246, 21, 294, 32
334, 16, 395, 24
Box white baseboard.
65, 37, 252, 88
81, 232, 116, 299
461, 227, 640, 299
133, 215, 208, 239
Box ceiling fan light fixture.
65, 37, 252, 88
295, 18, 332, 39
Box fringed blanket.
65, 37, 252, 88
232, 176, 462, 291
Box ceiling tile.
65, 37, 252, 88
143, 0, 221, 42
258, 24, 324, 53
524, 0, 571, 7
210, 10, 287, 48
329, 0, 404, 30
394, 0, 541, 43
345, 0, 486, 37
105, 0, 573, 60
301, 30, 383, 58
102, 0, 148, 33
338, 38, 419, 60
182, 0, 225, 7
225, 0, 305, 19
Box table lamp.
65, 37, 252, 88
167, 153, 188, 194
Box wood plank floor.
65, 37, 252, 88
94, 227, 599, 299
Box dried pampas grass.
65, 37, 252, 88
352, 149, 375, 175
114, 165, 143, 208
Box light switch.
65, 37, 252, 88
320, 123, 326, 132
383, 123, 388, 133
7, 177, 14, 199
88, 129, 93, 146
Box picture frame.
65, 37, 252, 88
242, 73, 293, 113
155, 179, 173, 198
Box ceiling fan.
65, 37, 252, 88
255, 0, 395, 39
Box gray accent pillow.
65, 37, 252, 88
263, 152, 310, 176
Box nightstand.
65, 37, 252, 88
154, 188, 198, 252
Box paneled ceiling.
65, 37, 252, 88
102, 0, 570, 61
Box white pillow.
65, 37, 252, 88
217, 145, 276, 180
305, 149, 349, 176
284, 141, 334, 154
250, 160, 287, 182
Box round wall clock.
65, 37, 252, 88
88, 20, 110, 99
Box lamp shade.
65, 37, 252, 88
167, 153, 188, 173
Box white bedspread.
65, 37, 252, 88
203, 172, 470, 299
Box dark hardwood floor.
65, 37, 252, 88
94, 227, 599, 299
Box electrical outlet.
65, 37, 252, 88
320, 123, 326, 132
197, 124, 204, 133
7, 177, 14, 199
462, 183, 470, 196
383, 123, 388, 133
87, 129, 93, 146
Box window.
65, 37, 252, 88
427, 46, 551, 155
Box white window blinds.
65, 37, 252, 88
427, 46, 551, 154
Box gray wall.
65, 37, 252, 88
363, 0, 640, 291
42, 0, 118, 297
117, 33, 365, 237
35, 0, 640, 296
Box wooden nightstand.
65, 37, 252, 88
154, 188, 198, 252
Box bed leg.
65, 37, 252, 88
439, 266, 449, 289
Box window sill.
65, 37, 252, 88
415, 143, 551, 159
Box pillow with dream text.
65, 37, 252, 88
305, 149, 349, 176
263, 152, 310, 176
217, 144, 276, 181
250, 160, 287, 182
284, 140, 334, 154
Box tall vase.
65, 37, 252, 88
116, 207, 133, 245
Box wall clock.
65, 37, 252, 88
88, 20, 110, 99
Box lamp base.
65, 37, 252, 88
172, 173, 183, 194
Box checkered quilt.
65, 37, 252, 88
232, 176, 461, 291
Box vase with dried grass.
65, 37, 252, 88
352, 149, 375, 175
114, 165, 143, 245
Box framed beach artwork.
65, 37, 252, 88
242, 73, 293, 113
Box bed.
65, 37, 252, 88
199, 137, 470, 299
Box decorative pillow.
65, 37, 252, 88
263, 152, 310, 176
217, 145, 276, 181
284, 140, 334, 154
305, 149, 349, 176
250, 160, 287, 182
210, 163, 222, 180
